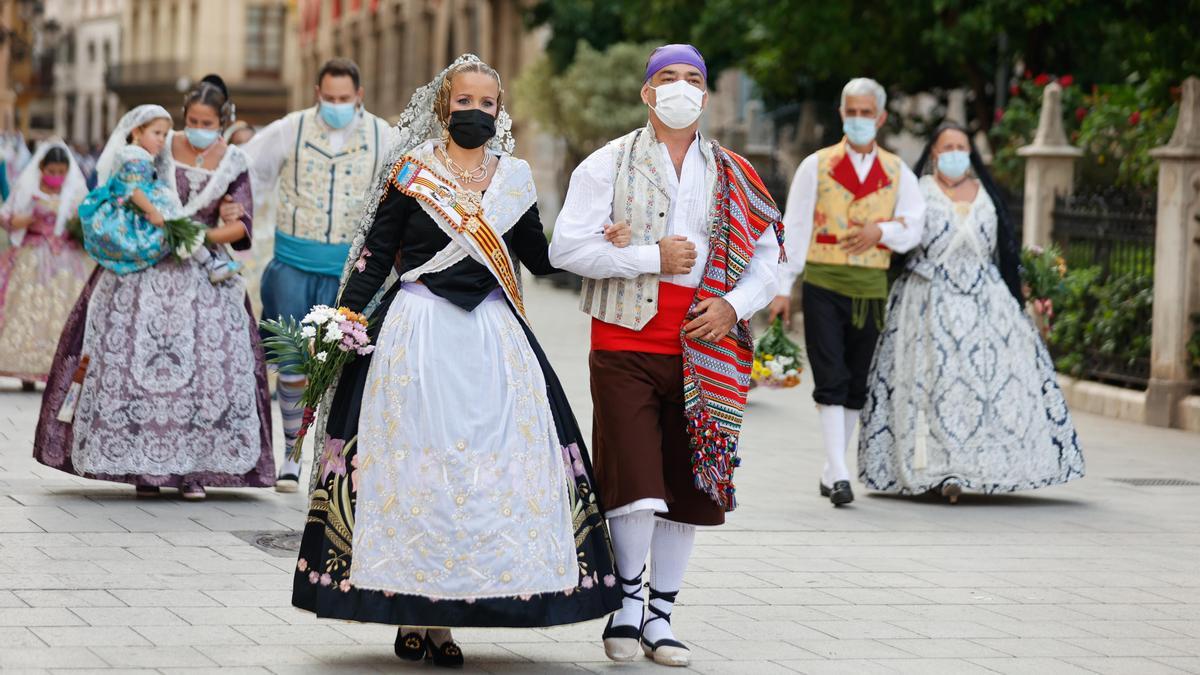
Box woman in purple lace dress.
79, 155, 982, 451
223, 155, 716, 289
33, 76, 274, 501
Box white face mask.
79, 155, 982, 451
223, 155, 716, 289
648, 80, 705, 129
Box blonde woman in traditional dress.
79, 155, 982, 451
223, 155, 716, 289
291, 55, 621, 666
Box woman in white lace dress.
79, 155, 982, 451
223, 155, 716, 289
33, 80, 274, 501
858, 122, 1084, 502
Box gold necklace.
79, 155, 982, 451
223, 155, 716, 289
438, 146, 491, 184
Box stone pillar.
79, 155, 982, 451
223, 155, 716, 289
1146, 77, 1200, 428
1017, 82, 1082, 248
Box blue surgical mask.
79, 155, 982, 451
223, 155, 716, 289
937, 150, 971, 180
319, 101, 357, 129
184, 127, 219, 149
843, 117, 878, 146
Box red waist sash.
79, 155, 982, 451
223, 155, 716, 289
591, 282, 694, 355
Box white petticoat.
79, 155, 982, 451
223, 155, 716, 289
348, 284, 577, 599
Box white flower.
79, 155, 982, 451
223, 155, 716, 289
302, 305, 336, 325
323, 325, 344, 343
314, 351, 328, 362
300, 325, 316, 339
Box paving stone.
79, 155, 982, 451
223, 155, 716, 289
1, 280, 1199, 671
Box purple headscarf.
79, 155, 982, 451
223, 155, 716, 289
644, 44, 708, 83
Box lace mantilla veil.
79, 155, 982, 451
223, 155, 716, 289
306, 53, 517, 487
0, 138, 88, 240
94, 105, 174, 186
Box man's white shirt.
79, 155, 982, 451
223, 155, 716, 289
549, 134, 779, 320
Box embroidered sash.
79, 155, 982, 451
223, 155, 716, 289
389, 154, 534, 319
680, 143, 785, 512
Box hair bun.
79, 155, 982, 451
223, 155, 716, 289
200, 74, 229, 100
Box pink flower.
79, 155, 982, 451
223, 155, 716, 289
350, 452, 361, 493
383, 591, 395, 598
319, 573, 332, 586
603, 574, 616, 587
319, 438, 347, 482
563, 586, 575, 596
518, 594, 532, 601
297, 558, 308, 572
308, 571, 319, 584
354, 248, 372, 272
581, 575, 594, 589
339, 579, 352, 592
994, 108, 1005, 123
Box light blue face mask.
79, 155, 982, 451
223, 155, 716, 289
937, 150, 972, 179
843, 116, 878, 146
319, 101, 357, 129
185, 127, 219, 149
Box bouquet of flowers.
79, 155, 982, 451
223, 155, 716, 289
161, 215, 206, 261
1020, 244, 1067, 339
260, 305, 375, 462
751, 318, 805, 389
64, 215, 84, 243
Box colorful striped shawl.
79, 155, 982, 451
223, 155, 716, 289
681, 143, 784, 512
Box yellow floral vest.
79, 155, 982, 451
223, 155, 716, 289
805, 141, 902, 270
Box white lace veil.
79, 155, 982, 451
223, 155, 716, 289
306, 53, 516, 490
94, 104, 173, 184
0, 138, 88, 240
334, 53, 515, 301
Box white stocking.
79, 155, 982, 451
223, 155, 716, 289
644, 519, 695, 645
819, 404, 849, 485
843, 407, 861, 475
607, 509, 654, 628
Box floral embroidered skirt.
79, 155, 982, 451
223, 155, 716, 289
0, 236, 93, 381
293, 283, 621, 626
858, 270, 1085, 494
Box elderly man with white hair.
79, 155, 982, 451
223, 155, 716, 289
768, 77, 926, 507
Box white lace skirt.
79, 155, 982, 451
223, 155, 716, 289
348, 284, 576, 600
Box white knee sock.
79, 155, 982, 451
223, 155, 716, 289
843, 407, 861, 460
819, 404, 849, 485
644, 519, 695, 646
607, 509, 655, 629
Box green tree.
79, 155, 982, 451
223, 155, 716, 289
527, 0, 1200, 133
513, 40, 656, 171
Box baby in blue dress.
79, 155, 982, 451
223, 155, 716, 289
80, 105, 236, 282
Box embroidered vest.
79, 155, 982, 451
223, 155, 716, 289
277, 108, 387, 246
578, 125, 717, 330
806, 141, 902, 270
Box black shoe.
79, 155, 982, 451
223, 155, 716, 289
424, 635, 464, 668
824, 480, 854, 506
394, 629, 426, 661
640, 587, 690, 667
602, 565, 646, 662
274, 473, 300, 493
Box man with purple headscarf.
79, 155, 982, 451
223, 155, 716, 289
550, 44, 784, 667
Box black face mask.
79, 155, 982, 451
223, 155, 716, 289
447, 108, 496, 149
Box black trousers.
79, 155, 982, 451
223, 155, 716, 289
801, 282, 882, 410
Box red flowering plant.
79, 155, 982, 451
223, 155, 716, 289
990, 73, 1179, 193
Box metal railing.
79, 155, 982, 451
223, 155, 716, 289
1049, 188, 1157, 389
1052, 188, 1156, 281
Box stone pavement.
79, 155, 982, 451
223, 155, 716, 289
1, 278, 1199, 675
